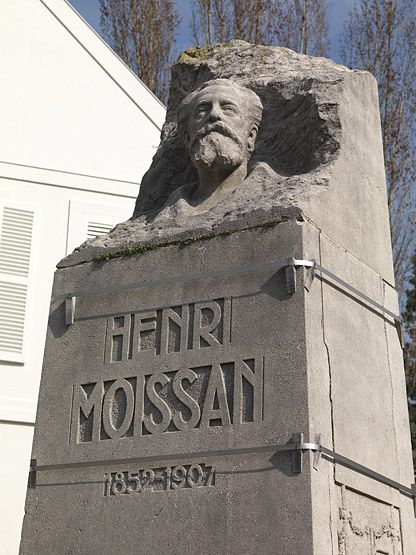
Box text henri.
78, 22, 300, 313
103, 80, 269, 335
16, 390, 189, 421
105, 298, 231, 362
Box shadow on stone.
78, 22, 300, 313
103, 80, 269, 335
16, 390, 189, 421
49, 301, 67, 339
261, 268, 292, 301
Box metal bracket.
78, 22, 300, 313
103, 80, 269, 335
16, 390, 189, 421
65, 296, 76, 326
285, 259, 297, 295
286, 257, 316, 294
287, 257, 404, 348
28, 458, 37, 489
289, 433, 322, 474
26, 436, 416, 515
273, 432, 321, 475
312, 433, 322, 470
278, 433, 415, 514
290, 432, 304, 474
395, 319, 405, 349
319, 445, 416, 515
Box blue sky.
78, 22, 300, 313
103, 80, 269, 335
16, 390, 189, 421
68, 0, 355, 63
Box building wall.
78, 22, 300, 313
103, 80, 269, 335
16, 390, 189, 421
0, 0, 165, 182
0, 172, 137, 555
0, 422, 34, 555
0, 1, 165, 553
0, 171, 137, 424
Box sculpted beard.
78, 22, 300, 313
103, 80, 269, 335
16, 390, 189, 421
190, 122, 245, 170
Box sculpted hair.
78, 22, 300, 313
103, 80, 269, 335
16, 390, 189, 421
177, 79, 263, 144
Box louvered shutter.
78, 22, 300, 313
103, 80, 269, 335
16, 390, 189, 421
0, 206, 34, 363
87, 221, 114, 239
66, 199, 134, 255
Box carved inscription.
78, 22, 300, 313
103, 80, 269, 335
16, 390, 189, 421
338, 508, 401, 555
105, 298, 231, 362
104, 464, 215, 495
71, 356, 263, 443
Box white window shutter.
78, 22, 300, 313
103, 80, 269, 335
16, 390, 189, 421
87, 221, 114, 239
0, 205, 34, 363
66, 199, 134, 255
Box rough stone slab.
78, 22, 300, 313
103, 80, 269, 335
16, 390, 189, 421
306, 229, 415, 552
337, 486, 403, 553
317, 233, 407, 501
21, 222, 316, 555
21, 220, 415, 553
20, 38, 415, 553
59, 42, 393, 284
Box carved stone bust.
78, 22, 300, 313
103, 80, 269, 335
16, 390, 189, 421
147, 78, 280, 226
60, 42, 391, 277
173, 79, 264, 212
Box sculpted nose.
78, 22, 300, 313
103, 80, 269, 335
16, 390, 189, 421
208, 104, 222, 122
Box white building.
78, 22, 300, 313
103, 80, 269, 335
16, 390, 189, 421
0, 1, 165, 553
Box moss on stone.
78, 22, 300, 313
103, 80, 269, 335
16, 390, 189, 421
94, 219, 283, 263
177, 46, 211, 64
177, 43, 234, 65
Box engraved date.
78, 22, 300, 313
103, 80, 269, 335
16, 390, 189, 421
104, 463, 215, 495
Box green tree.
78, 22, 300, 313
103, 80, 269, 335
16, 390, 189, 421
100, 0, 180, 103
404, 251, 416, 466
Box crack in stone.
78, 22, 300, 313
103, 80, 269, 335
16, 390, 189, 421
318, 233, 335, 453
381, 279, 400, 475
318, 232, 336, 552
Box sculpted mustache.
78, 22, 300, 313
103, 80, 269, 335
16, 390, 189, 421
191, 122, 243, 148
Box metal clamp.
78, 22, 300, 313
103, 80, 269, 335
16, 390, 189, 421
286, 257, 404, 347
27, 434, 416, 516
289, 434, 416, 514
286, 257, 316, 293
65, 296, 76, 326
28, 458, 37, 488
273, 432, 321, 474
278, 433, 416, 514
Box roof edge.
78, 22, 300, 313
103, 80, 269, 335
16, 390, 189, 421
39, 0, 166, 131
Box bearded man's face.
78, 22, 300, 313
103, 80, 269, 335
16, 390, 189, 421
185, 86, 255, 172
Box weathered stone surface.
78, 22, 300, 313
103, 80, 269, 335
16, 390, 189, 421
136, 42, 342, 215
21, 43, 415, 554
21, 222, 317, 555
21, 220, 415, 554
60, 42, 393, 284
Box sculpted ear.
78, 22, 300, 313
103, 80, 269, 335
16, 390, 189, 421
247, 126, 258, 153
177, 120, 188, 146
181, 129, 191, 149
177, 111, 191, 149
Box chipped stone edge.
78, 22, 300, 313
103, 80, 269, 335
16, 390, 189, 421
57, 209, 304, 269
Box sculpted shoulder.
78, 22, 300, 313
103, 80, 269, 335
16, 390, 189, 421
159, 160, 279, 216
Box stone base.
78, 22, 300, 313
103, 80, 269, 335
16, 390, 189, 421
20, 221, 415, 554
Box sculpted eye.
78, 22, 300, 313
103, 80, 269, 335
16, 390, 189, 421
194, 105, 209, 118
222, 104, 238, 114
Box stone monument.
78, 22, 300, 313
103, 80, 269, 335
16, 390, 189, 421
20, 42, 415, 554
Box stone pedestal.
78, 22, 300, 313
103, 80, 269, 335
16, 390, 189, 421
20, 42, 415, 553
20, 219, 415, 554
